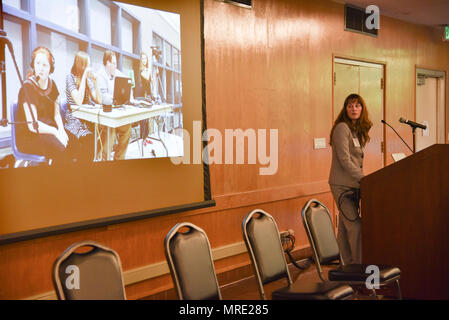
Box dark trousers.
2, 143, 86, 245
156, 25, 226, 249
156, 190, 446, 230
19, 132, 66, 164
330, 184, 362, 265
66, 132, 95, 163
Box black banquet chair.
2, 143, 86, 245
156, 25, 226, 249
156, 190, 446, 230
301, 199, 402, 299
52, 240, 126, 300
164, 222, 222, 300
242, 209, 354, 300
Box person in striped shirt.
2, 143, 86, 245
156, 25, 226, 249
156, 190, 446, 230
64, 51, 102, 162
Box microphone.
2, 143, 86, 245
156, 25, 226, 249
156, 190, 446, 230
399, 117, 427, 130
381, 119, 413, 153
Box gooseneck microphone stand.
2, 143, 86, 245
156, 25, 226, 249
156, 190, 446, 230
381, 119, 414, 153
0, 0, 9, 128
0, 26, 7, 128
0, 3, 38, 132
398, 118, 427, 154
412, 127, 417, 153
147, 47, 168, 156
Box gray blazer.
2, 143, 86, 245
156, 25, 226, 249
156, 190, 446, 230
329, 122, 364, 188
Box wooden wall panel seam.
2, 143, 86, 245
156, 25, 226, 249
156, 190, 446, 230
146, 180, 332, 219
101, 181, 332, 229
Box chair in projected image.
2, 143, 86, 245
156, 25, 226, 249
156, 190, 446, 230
164, 222, 222, 300
59, 99, 68, 122
301, 199, 402, 299
10, 101, 47, 167
242, 209, 354, 300
52, 240, 126, 300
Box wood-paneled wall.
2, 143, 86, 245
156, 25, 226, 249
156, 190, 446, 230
1, 0, 448, 299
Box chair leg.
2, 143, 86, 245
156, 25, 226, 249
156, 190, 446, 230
14, 159, 22, 168
15, 159, 31, 168
371, 288, 379, 300
396, 280, 402, 300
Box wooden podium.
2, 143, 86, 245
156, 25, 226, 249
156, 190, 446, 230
361, 144, 449, 299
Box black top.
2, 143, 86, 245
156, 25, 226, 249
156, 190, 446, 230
65, 73, 95, 106
17, 78, 59, 141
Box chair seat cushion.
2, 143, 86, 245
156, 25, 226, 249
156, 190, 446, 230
328, 264, 401, 282
272, 281, 353, 300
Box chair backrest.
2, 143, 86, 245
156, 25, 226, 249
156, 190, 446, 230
52, 241, 126, 300
301, 199, 341, 279
10, 101, 23, 157
59, 99, 68, 122
10, 101, 46, 162
242, 209, 292, 300
164, 222, 221, 300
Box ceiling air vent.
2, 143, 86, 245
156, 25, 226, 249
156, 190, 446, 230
217, 0, 252, 9
345, 4, 378, 37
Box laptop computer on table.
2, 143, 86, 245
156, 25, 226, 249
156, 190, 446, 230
113, 76, 132, 106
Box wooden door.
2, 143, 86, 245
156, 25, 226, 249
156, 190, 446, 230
333, 63, 359, 121
416, 76, 438, 152
334, 60, 384, 175
359, 65, 384, 175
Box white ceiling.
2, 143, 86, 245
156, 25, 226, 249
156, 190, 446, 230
333, 0, 449, 28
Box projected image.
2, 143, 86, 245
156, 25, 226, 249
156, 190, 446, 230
0, 0, 183, 168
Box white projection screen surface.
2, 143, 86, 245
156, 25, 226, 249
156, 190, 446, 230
0, 0, 213, 244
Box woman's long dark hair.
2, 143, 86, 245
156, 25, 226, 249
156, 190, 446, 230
330, 93, 373, 147
71, 51, 90, 86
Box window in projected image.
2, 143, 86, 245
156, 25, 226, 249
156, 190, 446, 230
0, 0, 183, 169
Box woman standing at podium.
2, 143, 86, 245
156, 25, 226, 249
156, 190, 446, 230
329, 93, 372, 264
